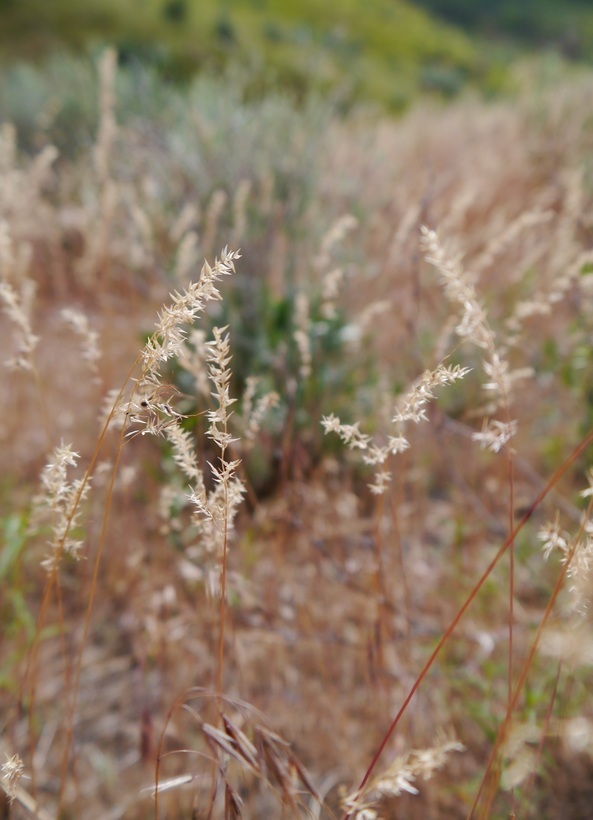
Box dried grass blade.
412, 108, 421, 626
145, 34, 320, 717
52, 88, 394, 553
221, 715, 260, 772
202, 723, 241, 763
224, 781, 244, 819
288, 751, 322, 803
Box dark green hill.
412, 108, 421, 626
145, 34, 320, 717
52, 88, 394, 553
2, 0, 592, 109
413, 0, 593, 62
0, 0, 503, 108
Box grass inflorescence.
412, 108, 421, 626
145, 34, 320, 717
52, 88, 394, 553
3, 49, 593, 818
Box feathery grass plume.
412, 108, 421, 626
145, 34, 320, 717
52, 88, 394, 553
314, 214, 357, 320
420, 225, 526, 451
140, 248, 240, 386
170, 202, 200, 245
164, 422, 204, 490
231, 178, 251, 246
320, 266, 344, 320
562, 716, 593, 756
241, 376, 280, 445
0, 138, 60, 308
391, 363, 471, 426
322, 363, 469, 494
539, 503, 593, 615
548, 167, 583, 276
472, 208, 554, 275
0, 219, 14, 278
170, 196, 200, 283
509, 246, 593, 330
0, 212, 36, 313
241, 376, 259, 436
129, 249, 244, 597
36, 442, 90, 571
0, 132, 57, 246
179, 328, 211, 399
540, 621, 593, 671
188, 325, 245, 542
314, 214, 358, 272
204, 326, 237, 451
342, 299, 390, 348
538, 513, 570, 562
202, 189, 227, 258
500, 722, 542, 790
0, 193, 37, 288
0, 279, 39, 371
121, 384, 184, 440
342, 733, 465, 816
174, 229, 200, 284
29, 143, 59, 192
472, 418, 518, 453
99, 386, 128, 430
293, 291, 312, 380
122, 186, 155, 271
61, 307, 101, 373
1, 753, 24, 802
420, 225, 495, 352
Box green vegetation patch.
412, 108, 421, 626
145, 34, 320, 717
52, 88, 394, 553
0, 0, 501, 108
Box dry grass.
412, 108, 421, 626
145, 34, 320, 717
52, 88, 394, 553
2, 52, 593, 818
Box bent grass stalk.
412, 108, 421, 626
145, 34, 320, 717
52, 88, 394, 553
518, 660, 562, 815
24, 358, 140, 797
506, 446, 517, 818
344, 426, 593, 819
28, 251, 241, 812
56, 372, 140, 814
4, 50, 593, 818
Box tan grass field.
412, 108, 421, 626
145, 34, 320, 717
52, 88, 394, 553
2, 52, 593, 818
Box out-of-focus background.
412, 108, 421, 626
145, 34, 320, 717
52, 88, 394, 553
3, 2, 593, 819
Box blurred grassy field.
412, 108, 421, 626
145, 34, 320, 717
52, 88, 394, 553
2, 45, 593, 814
3, 3, 593, 818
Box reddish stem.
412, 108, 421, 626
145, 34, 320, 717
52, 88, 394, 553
344, 428, 593, 818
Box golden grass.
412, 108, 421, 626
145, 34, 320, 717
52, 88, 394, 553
2, 52, 593, 817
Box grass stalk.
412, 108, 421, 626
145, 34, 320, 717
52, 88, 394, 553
345, 426, 593, 819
